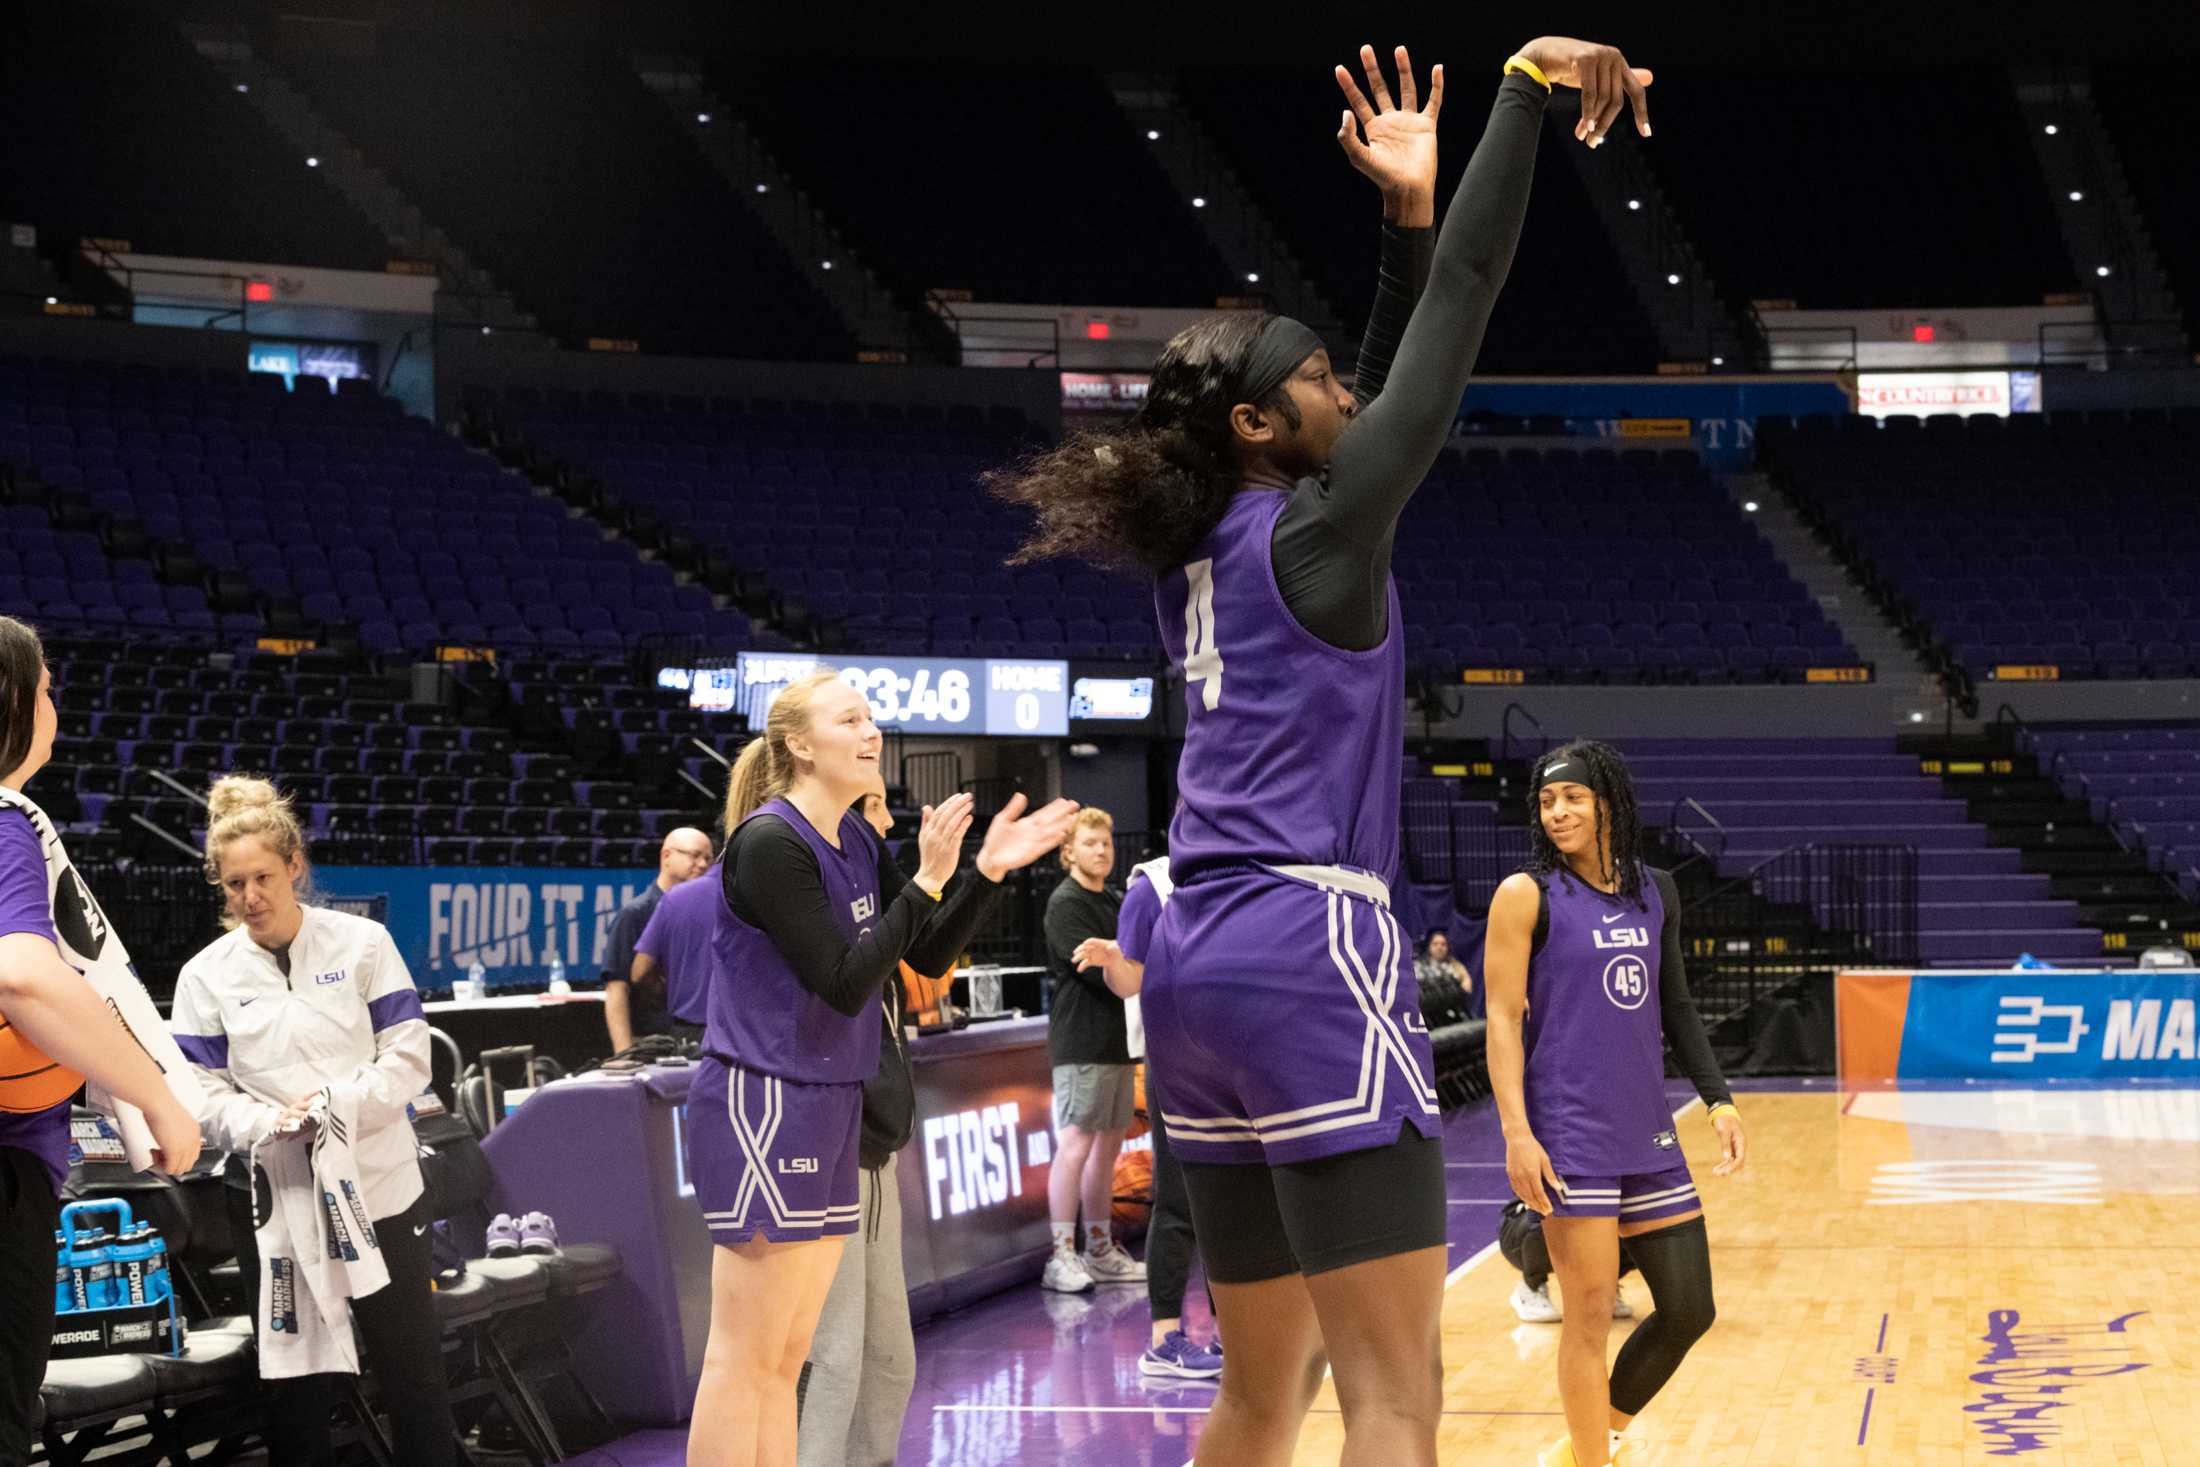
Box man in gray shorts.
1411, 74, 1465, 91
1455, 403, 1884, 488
1040, 807, 1146, 1292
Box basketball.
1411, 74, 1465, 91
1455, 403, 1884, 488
0, 1017, 83, 1114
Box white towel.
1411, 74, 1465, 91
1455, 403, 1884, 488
250, 1089, 389, 1379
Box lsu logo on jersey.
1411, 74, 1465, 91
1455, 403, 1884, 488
850, 893, 877, 924
1592, 923, 1651, 950
778, 1157, 819, 1174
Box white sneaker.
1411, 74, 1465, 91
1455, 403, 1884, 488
1042, 1249, 1094, 1293
1511, 1278, 1562, 1323
1611, 1286, 1635, 1319
1083, 1239, 1148, 1283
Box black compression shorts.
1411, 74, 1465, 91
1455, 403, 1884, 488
1180, 1120, 1446, 1282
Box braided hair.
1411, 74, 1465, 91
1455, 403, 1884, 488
1525, 739, 1648, 907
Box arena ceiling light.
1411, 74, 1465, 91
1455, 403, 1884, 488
1627, 198, 1641, 210
2043, 123, 2058, 135
1191, 196, 1206, 208
2097, 265, 2112, 277
305, 156, 319, 167
2068, 190, 2084, 201
1146, 129, 1161, 140
1666, 272, 1681, 285
1245, 272, 1260, 283
696, 112, 711, 123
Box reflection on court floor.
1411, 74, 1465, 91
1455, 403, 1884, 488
897, 1083, 2200, 1465
1314, 1084, 2199, 1466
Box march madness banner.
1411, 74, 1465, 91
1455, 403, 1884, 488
1838, 969, 2200, 1083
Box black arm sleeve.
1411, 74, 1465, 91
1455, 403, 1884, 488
1652, 869, 1734, 1109
1350, 223, 1435, 409
724, 819, 938, 1019
1271, 74, 1549, 650
898, 856, 1008, 979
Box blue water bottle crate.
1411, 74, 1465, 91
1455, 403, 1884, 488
51, 1198, 183, 1359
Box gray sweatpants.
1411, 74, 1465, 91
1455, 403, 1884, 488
798, 1155, 916, 1467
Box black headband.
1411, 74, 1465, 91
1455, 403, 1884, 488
1533, 755, 1591, 794
1237, 317, 1327, 410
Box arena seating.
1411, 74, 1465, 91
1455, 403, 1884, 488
1392, 444, 1856, 683
714, 60, 1235, 309
1637, 70, 2075, 309
1179, 67, 1666, 375
2028, 727, 2200, 903
0, 355, 750, 657
0, 9, 390, 273
2092, 79, 2200, 351
482, 388, 1163, 663
1623, 737, 2101, 966
278, 31, 850, 359
1764, 410, 2200, 683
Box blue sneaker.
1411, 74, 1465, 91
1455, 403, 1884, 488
484, 1213, 520, 1258
1139, 1329, 1224, 1380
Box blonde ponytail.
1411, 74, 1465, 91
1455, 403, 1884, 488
721, 670, 843, 835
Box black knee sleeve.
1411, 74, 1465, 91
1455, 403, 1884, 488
1608, 1215, 1715, 1416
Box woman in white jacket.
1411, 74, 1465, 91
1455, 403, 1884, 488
169, 777, 455, 1467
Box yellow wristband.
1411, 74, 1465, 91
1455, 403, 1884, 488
1707, 1102, 1739, 1122
1503, 55, 1553, 93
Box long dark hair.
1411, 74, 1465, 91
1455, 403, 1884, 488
0, 616, 46, 780
986, 313, 1303, 574
1525, 739, 1647, 906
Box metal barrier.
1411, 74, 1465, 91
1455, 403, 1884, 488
77, 862, 222, 1003
1678, 841, 1918, 1044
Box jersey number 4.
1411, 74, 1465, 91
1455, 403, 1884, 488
1183, 558, 1224, 710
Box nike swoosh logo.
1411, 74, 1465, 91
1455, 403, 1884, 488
1600, 913, 1623, 924
240, 997, 259, 1007
414, 1224, 428, 1237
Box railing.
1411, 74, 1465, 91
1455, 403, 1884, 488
902, 751, 960, 812
1679, 841, 1919, 1029
1500, 702, 1547, 763
927, 299, 1064, 369
1667, 797, 1728, 873
1758, 322, 1859, 371
80, 862, 222, 1003
1401, 797, 1532, 918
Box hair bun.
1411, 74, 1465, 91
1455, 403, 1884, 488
206, 774, 283, 825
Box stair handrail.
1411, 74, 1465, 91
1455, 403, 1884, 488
1667, 797, 1728, 864
1679, 840, 1919, 969
1500, 702, 1547, 763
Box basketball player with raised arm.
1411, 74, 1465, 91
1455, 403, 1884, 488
991, 37, 1654, 1464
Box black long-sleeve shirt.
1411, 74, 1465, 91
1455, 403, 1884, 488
721, 818, 1001, 1020
1272, 74, 1548, 650
722, 819, 1004, 1167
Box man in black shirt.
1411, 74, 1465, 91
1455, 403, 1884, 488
601, 826, 713, 1052
1040, 807, 1145, 1292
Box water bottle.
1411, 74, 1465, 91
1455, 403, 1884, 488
547, 951, 569, 995
971, 965, 1003, 1017
111, 1225, 169, 1306
53, 1230, 71, 1314
463, 958, 486, 1002
64, 1228, 116, 1311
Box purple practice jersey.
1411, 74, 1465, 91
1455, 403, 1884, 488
704, 800, 884, 1085
1156, 489, 1406, 883
1521, 866, 1675, 1175
636, 864, 719, 1027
